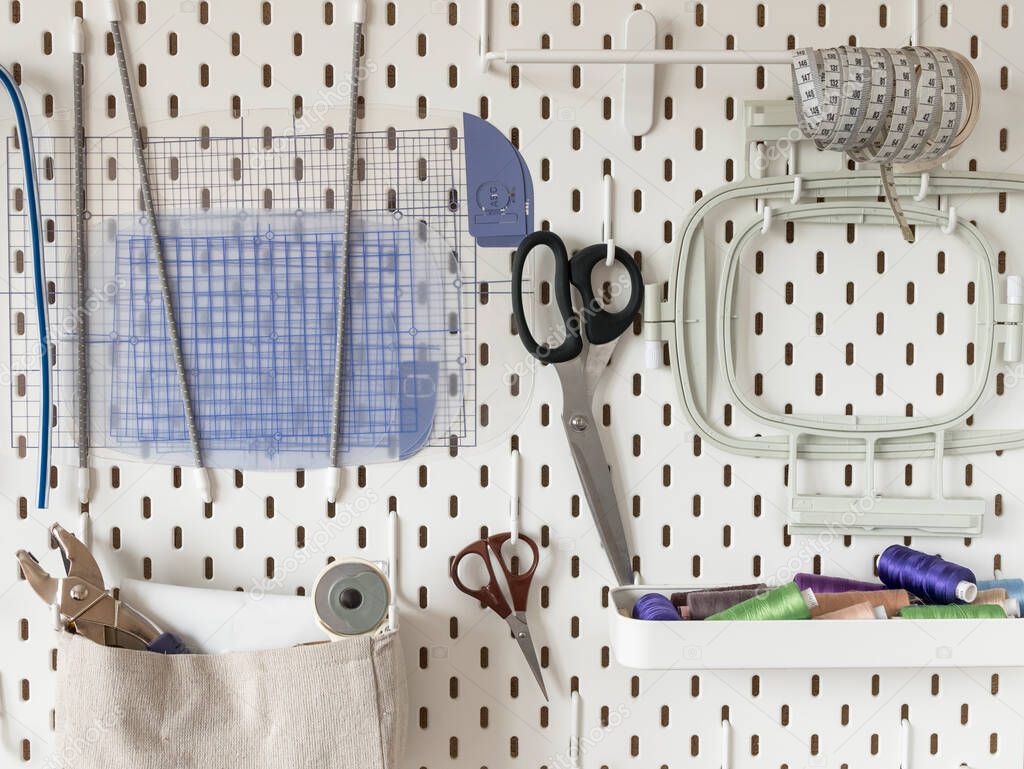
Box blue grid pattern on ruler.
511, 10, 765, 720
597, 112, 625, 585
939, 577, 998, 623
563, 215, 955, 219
109, 220, 421, 457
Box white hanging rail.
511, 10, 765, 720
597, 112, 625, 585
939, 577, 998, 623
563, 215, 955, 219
478, 0, 922, 134
484, 48, 794, 66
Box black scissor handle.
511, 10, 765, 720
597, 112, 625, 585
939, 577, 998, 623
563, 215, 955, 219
511, 231, 584, 364
569, 243, 645, 346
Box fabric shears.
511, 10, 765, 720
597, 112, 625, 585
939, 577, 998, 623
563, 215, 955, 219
450, 532, 548, 700
511, 231, 644, 586
16, 523, 188, 653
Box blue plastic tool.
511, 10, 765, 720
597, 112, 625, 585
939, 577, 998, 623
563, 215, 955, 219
462, 113, 534, 247
105, 211, 452, 469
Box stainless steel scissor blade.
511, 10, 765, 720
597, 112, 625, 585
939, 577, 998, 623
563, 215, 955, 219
555, 355, 634, 586
506, 612, 548, 701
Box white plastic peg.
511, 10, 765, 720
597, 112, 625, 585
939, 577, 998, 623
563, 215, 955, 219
509, 449, 521, 544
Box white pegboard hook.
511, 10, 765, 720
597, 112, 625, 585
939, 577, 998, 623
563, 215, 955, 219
387, 509, 399, 631
569, 690, 581, 768
913, 172, 930, 202
721, 718, 732, 769
900, 718, 911, 769
790, 175, 803, 205
941, 205, 958, 235
78, 511, 92, 551
479, 0, 491, 73
509, 449, 521, 545
761, 205, 773, 234
602, 173, 615, 266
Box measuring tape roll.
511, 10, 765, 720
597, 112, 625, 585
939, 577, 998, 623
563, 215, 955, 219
313, 558, 391, 638
791, 46, 979, 240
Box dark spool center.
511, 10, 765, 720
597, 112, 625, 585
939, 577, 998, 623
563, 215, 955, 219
340, 587, 363, 610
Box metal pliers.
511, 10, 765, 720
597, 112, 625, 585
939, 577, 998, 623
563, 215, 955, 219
16, 523, 188, 653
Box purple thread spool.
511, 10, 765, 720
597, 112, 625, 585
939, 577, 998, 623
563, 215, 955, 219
878, 545, 977, 604
795, 573, 885, 594
670, 583, 767, 607
632, 593, 682, 621
687, 587, 767, 620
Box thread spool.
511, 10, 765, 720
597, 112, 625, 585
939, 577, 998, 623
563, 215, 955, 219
978, 578, 1024, 615
632, 593, 681, 621
811, 589, 910, 618
814, 601, 887, 620
899, 604, 1006, 620
795, 573, 885, 593
312, 558, 391, 638
972, 587, 1008, 606
670, 583, 767, 607
878, 545, 977, 604
687, 587, 768, 620
706, 582, 816, 621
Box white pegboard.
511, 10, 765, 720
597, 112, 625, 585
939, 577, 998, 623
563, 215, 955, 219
3, 2, 1024, 768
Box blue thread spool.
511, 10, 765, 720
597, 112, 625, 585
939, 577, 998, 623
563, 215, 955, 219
878, 545, 977, 604
978, 578, 1024, 616
632, 593, 681, 621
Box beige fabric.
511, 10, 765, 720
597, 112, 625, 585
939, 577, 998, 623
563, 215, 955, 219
54, 630, 407, 769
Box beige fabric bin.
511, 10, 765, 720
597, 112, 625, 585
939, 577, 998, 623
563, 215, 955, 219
54, 629, 407, 769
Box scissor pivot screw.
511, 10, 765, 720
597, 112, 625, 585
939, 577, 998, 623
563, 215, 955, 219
69, 584, 88, 601
569, 415, 588, 431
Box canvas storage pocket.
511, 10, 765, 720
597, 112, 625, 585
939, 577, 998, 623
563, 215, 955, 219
53, 629, 407, 769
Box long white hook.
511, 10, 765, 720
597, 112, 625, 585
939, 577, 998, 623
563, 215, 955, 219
722, 719, 732, 769
509, 449, 521, 545
602, 173, 615, 266
387, 509, 399, 631
761, 205, 773, 234
900, 718, 911, 769
569, 691, 581, 768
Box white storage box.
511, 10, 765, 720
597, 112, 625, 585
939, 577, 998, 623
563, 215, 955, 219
609, 585, 1024, 671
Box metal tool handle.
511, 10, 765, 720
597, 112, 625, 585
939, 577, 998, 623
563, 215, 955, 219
568, 243, 645, 345
450, 540, 512, 619
486, 532, 538, 614
511, 231, 583, 364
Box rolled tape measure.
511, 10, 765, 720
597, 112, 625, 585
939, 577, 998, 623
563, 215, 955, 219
313, 558, 391, 639
791, 45, 979, 241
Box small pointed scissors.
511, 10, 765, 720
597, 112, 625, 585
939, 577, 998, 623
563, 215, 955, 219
450, 532, 547, 700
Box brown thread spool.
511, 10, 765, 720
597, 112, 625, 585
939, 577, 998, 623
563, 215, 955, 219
670, 583, 767, 607
688, 587, 769, 619
814, 601, 882, 620
973, 588, 1009, 606
811, 589, 910, 618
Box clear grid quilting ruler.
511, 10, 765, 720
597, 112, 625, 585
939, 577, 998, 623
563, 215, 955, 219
5, 126, 478, 466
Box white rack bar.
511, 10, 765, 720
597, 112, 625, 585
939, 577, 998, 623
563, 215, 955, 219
484, 48, 794, 66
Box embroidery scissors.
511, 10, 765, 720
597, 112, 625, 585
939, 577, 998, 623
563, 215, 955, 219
450, 532, 548, 700
511, 231, 644, 585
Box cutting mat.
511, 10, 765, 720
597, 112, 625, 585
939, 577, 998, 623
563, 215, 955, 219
4, 2, 1024, 768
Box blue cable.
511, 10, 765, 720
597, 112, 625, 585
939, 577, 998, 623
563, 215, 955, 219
0, 65, 51, 509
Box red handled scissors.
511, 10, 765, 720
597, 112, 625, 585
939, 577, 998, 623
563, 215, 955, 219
450, 532, 547, 700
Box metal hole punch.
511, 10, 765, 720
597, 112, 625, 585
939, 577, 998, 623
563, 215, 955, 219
15, 524, 188, 653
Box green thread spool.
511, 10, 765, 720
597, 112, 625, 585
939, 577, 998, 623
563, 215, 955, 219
899, 604, 1006, 620
705, 582, 815, 621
